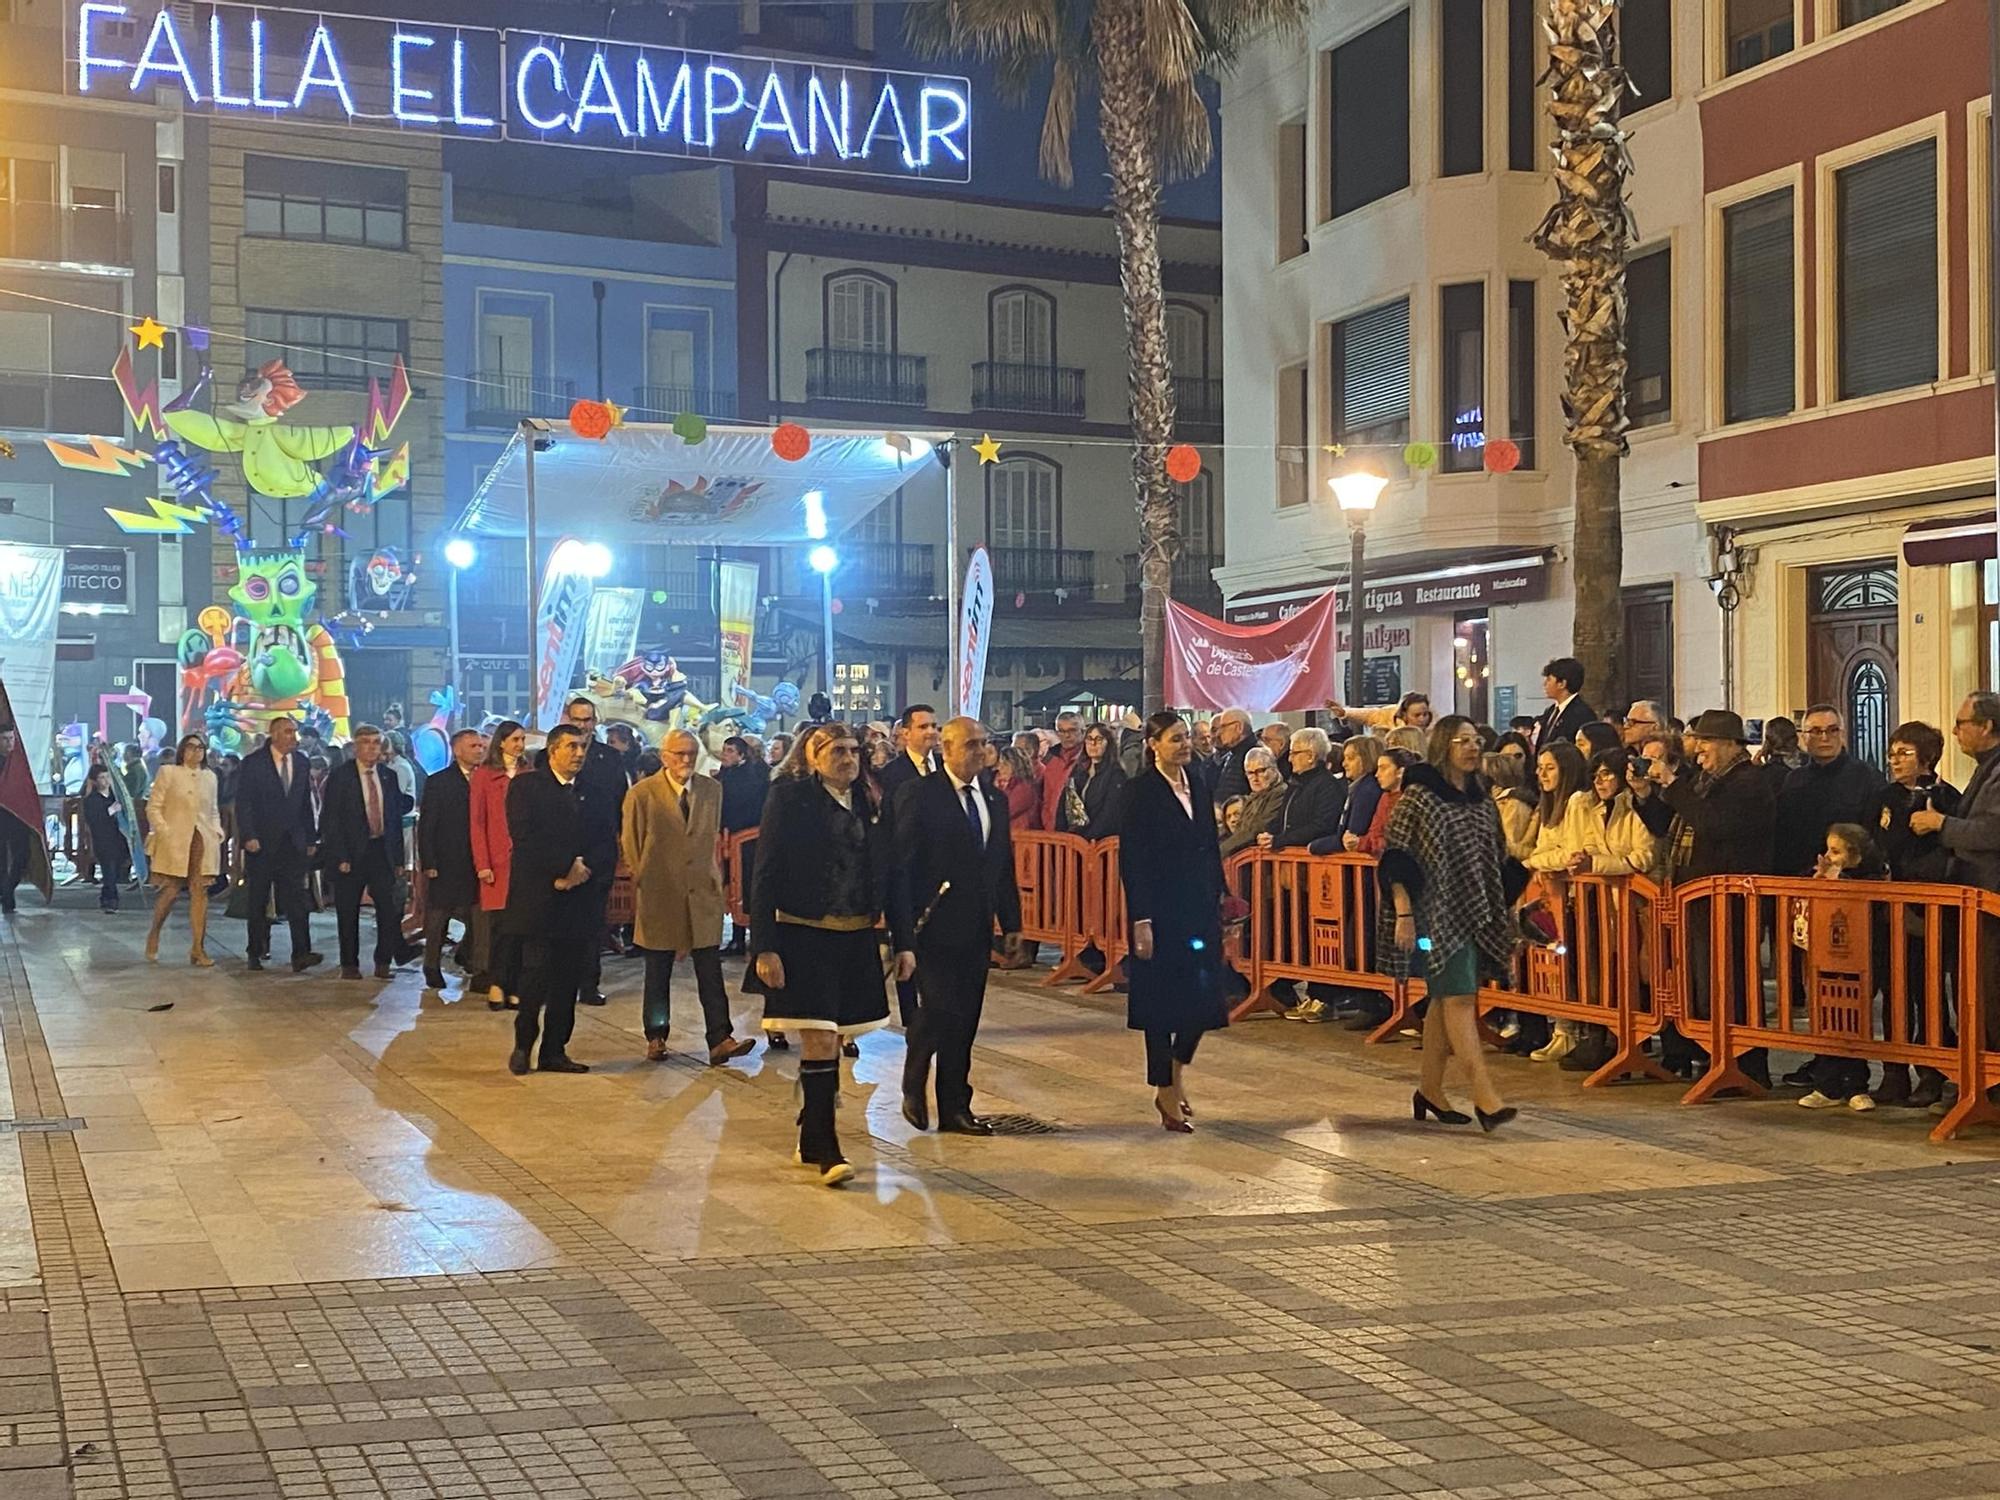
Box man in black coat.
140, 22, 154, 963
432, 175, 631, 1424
893, 716, 1022, 1134
562, 696, 629, 1006
1260, 727, 1347, 850
878, 703, 940, 1029
1531, 657, 1596, 753
418, 727, 486, 990
234, 715, 322, 972
317, 723, 416, 980
1773, 704, 1886, 877
506, 724, 618, 1075
1208, 708, 1254, 804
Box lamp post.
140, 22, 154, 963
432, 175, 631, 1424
442, 536, 476, 701
1329, 468, 1388, 709
809, 544, 838, 702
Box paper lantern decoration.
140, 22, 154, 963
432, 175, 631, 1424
672, 410, 708, 445
1482, 438, 1522, 474
1165, 443, 1202, 484
1014, 591, 1026, 609
830, 597, 844, 615
772, 422, 811, 462
1402, 441, 1439, 471
569, 399, 614, 439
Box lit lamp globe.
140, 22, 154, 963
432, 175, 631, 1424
443, 537, 477, 570
1328, 469, 1388, 520
809, 545, 840, 575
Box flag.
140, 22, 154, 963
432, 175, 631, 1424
0, 676, 52, 902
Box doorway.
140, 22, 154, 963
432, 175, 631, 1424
1621, 583, 1675, 716
1806, 562, 1897, 770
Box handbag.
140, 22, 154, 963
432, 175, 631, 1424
1060, 780, 1089, 833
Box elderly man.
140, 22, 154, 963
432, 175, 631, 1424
1209, 707, 1255, 803
1219, 747, 1288, 857
623, 729, 756, 1067
1036, 711, 1085, 828
318, 723, 417, 980
1913, 693, 2000, 1070
1258, 722, 1294, 776
1259, 728, 1347, 852
1621, 701, 1668, 751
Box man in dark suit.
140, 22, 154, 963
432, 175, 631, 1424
318, 723, 417, 980
1531, 656, 1596, 753
893, 715, 1022, 1135
506, 723, 616, 1075
418, 727, 486, 990
234, 715, 322, 972
562, 696, 629, 1006
878, 703, 939, 1030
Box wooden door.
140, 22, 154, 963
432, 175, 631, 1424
1621, 583, 1675, 715
1806, 563, 1898, 770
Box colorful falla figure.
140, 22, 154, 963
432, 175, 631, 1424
226, 551, 351, 739
164, 357, 409, 504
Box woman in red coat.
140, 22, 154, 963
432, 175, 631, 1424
995, 747, 1042, 831
470, 720, 528, 1010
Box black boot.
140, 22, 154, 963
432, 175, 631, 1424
796, 1058, 852, 1186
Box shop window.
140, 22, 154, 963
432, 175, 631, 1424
1836, 139, 1938, 400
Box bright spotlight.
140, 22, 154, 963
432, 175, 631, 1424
578, 541, 614, 578
443, 537, 477, 569
808, 545, 839, 575
803, 490, 827, 540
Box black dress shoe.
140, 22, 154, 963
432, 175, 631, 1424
423, 968, 445, 989
373, 962, 393, 980
507, 1048, 530, 1076
579, 991, 608, 1007
539, 1054, 590, 1074
937, 1112, 993, 1136
901, 1093, 929, 1132
340, 965, 363, 980
292, 952, 324, 972
246, 954, 264, 972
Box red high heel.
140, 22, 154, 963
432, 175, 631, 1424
1156, 1101, 1193, 1133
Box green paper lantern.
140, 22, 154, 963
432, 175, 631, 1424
672, 410, 708, 445
651, 590, 669, 605
1403, 441, 1439, 471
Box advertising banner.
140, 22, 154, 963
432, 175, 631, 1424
61, 546, 133, 614
534, 538, 596, 730
716, 559, 759, 708
1163, 589, 1339, 713
0, 544, 65, 767
956, 546, 993, 719
582, 588, 645, 681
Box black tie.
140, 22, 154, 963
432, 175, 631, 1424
679, 787, 691, 822
962, 783, 984, 850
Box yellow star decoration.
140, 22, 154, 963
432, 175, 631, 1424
603, 400, 627, 429
972, 432, 1002, 465
129, 316, 167, 350
1322, 442, 1347, 458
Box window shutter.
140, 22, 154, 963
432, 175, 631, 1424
1723, 190, 1794, 422
1338, 299, 1410, 435
1838, 140, 1937, 400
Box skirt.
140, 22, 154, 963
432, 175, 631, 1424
759, 922, 890, 1036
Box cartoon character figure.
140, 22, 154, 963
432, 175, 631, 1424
348, 547, 416, 614
611, 650, 693, 722
224, 551, 351, 740
583, 670, 714, 750
409, 687, 457, 775
696, 678, 801, 739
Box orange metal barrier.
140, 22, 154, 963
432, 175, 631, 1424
1080, 838, 1128, 994
723, 828, 757, 929
1242, 850, 1404, 1036
1014, 830, 1093, 986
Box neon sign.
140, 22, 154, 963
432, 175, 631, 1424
70, 1, 973, 182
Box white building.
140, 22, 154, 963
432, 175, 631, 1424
1217, 0, 1718, 725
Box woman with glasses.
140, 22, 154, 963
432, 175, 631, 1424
1380, 716, 1519, 1131
1867, 721, 1960, 1108
145, 733, 223, 966
1218, 747, 1288, 856
1057, 722, 1128, 840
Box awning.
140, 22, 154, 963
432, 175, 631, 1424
1018, 678, 1143, 712
1902, 513, 1998, 567
1225, 549, 1551, 625
454, 420, 955, 546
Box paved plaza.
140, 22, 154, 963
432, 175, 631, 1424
3, 898, 2000, 1499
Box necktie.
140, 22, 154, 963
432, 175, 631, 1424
278, 752, 290, 795
679, 786, 691, 822
961, 783, 984, 849
363, 767, 381, 837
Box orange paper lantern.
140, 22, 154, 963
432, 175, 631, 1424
1482, 438, 1521, 474
1166, 443, 1202, 484
772, 422, 811, 462
568, 399, 613, 440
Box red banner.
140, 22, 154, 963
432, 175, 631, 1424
1164, 591, 1339, 713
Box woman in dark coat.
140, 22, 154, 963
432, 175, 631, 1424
1058, 722, 1127, 840
1120, 711, 1226, 1132
716, 734, 770, 956
1867, 719, 1961, 1106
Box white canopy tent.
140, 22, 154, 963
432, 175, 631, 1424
451, 419, 959, 721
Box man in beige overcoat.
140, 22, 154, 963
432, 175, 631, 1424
622, 730, 757, 1066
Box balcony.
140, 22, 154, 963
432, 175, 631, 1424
972, 362, 1086, 417
0, 202, 132, 266
0, 371, 129, 434
631, 385, 738, 421
1173, 376, 1223, 430
467, 371, 576, 428
1123, 551, 1223, 615
989, 546, 1095, 595
806, 349, 927, 407
837, 541, 935, 598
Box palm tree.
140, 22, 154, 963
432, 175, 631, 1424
907, 1, 1309, 711
1531, 0, 1636, 714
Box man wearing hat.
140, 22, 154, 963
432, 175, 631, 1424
1645, 710, 1776, 1089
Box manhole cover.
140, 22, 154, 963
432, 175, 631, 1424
982, 1114, 1066, 1135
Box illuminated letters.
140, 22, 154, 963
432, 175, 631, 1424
569, 50, 630, 136
861, 81, 915, 171
513, 44, 568, 131
919, 86, 969, 168
250, 18, 286, 109
807, 76, 851, 159
635, 57, 693, 141
129, 6, 200, 101
452, 37, 497, 129
76, 2, 129, 91
746, 71, 805, 157
208, 14, 247, 107
392, 31, 440, 124
292, 23, 355, 115
702, 65, 746, 148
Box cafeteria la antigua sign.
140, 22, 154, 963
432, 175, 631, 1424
71, 1, 972, 181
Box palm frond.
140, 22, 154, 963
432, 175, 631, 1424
1137, 0, 1203, 85
901, 0, 1066, 61
1181, 0, 1314, 69
1040, 55, 1080, 187
1156, 78, 1213, 181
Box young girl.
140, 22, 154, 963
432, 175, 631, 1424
81, 766, 130, 912
1797, 823, 1888, 1112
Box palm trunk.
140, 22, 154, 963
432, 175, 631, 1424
1533, 0, 1634, 713
1092, 0, 1177, 713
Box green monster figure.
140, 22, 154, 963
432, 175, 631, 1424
225, 551, 352, 738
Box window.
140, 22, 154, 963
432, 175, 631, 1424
1331, 298, 1411, 454
851, 498, 897, 545
1725, 0, 1794, 76
1327, 10, 1410, 219
1177, 473, 1214, 555
242, 155, 406, 249
826, 271, 893, 352
1722, 188, 1794, 422
991, 287, 1055, 364
1622, 0, 1672, 113
1508, 0, 1535, 171
245, 310, 407, 391
1835, 139, 1937, 400
1439, 0, 1483, 177
1277, 118, 1308, 261
988, 456, 1059, 549
1166, 304, 1208, 378
1838, 0, 1912, 25
1440, 284, 1485, 472
1507, 280, 1537, 469
157, 163, 177, 214
480, 311, 538, 377
1277, 362, 1311, 508
1626, 245, 1672, 428
647, 326, 697, 390
0, 310, 51, 427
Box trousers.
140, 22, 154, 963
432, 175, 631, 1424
515, 934, 586, 1062
642, 946, 734, 1046
244, 843, 312, 959
1144, 1027, 1202, 1088
422, 900, 476, 975
904, 942, 990, 1118
333, 841, 402, 967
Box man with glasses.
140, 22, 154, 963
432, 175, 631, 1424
1207, 707, 1254, 804
1036, 710, 1086, 829
1621, 701, 1667, 751
563, 695, 630, 1007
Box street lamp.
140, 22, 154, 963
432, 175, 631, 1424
443, 536, 476, 698
1328, 468, 1388, 709
809, 544, 839, 702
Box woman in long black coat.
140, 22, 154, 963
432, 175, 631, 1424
1120, 710, 1226, 1132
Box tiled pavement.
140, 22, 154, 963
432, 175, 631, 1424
5, 898, 2000, 1498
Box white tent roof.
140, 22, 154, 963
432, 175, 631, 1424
454, 420, 956, 546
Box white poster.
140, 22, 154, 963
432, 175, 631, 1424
0, 544, 64, 771
956, 545, 994, 720
534, 539, 597, 731
582, 588, 645, 681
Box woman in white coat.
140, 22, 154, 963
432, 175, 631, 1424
146, 733, 223, 966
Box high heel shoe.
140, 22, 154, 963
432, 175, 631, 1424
190, 951, 213, 968
1476, 1105, 1518, 1133
1412, 1090, 1471, 1125
1155, 1102, 1193, 1133
145, 933, 160, 963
